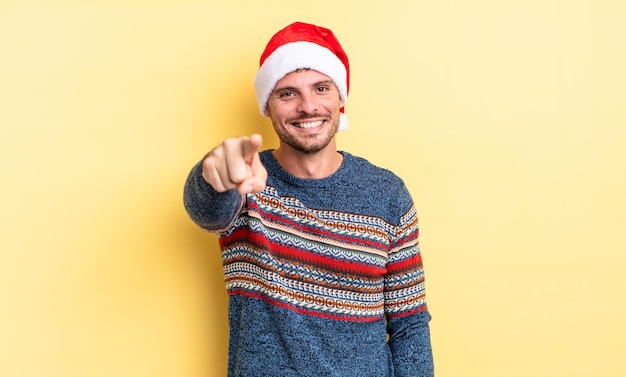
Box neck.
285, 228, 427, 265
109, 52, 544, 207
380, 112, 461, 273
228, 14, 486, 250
273, 142, 343, 179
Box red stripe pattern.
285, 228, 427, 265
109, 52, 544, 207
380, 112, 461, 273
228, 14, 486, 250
219, 186, 427, 322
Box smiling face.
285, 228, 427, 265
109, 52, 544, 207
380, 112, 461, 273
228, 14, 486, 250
264, 69, 343, 155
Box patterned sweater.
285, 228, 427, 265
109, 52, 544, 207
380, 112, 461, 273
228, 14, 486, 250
183, 150, 433, 377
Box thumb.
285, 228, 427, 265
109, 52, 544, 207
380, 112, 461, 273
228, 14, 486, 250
238, 140, 267, 195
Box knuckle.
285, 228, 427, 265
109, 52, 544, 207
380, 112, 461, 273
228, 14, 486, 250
228, 169, 247, 184
221, 137, 241, 152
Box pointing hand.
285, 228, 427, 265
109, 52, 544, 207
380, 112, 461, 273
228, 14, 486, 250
201, 134, 268, 194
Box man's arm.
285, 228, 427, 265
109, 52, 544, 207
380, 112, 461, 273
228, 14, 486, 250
385, 203, 434, 377
386, 274, 434, 377
183, 161, 244, 231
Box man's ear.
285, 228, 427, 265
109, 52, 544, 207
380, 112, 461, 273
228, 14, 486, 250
263, 107, 270, 117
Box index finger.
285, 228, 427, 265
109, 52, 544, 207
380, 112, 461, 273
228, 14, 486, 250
241, 134, 263, 163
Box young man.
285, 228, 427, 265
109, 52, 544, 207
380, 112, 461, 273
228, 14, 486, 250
184, 22, 433, 377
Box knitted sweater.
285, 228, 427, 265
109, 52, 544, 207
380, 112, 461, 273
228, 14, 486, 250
183, 150, 433, 377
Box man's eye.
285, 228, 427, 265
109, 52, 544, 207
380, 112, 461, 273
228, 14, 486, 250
317, 86, 329, 92
280, 91, 294, 98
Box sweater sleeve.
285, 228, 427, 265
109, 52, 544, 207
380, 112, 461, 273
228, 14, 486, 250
182, 160, 244, 231
384, 202, 434, 377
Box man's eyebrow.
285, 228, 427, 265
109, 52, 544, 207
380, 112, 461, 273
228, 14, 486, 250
272, 85, 297, 93
314, 80, 335, 87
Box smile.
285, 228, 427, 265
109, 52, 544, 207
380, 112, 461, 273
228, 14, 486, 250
293, 120, 324, 129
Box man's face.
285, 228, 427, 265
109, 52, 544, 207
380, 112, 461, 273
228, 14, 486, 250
264, 69, 343, 155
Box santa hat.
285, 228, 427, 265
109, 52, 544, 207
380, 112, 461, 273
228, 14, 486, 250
254, 22, 350, 131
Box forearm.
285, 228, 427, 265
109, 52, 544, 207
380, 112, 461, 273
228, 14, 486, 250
387, 310, 434, 377
183, 160, 244, 231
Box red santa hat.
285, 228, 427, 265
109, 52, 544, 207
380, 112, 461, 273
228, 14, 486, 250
254, 22, 350, 131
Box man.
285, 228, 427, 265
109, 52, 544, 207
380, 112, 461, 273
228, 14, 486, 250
184, 22, 433, 377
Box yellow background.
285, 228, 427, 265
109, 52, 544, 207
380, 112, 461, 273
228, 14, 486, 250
2, 1, 625, 376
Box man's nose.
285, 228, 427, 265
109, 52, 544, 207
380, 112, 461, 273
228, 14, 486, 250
297, 93, 318, 114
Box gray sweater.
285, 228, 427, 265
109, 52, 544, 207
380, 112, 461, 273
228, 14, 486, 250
184, 150, 433, 377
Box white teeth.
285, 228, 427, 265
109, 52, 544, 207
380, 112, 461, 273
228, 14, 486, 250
295, 120, 323, 129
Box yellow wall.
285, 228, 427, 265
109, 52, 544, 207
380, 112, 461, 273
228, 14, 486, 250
2, 1, 625, 376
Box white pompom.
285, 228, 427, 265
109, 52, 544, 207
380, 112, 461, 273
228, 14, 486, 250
338, 112, 349, 132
